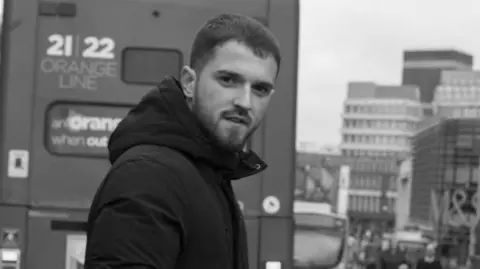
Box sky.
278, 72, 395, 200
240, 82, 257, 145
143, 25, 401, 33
296, 0, 480, 148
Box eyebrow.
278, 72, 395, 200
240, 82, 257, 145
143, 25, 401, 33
216, 70, 274, 90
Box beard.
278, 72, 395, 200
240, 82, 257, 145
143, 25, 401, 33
191, 100, 257, 152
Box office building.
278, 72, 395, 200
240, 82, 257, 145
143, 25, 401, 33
402, 49, 473, 116
340, 82, 423, 160
433, 70, 480, 118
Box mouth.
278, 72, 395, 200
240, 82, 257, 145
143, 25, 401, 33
223, 116, 250, 126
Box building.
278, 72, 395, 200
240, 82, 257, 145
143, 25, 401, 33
328, 155, 398, 232
340, 82, 423, 160
297, 152, 398, 233
295, 151, 344, 215
411, 118, 480, 265
296, 141, 341, 155
401, 49, 473, 116
433, 70, 480, 118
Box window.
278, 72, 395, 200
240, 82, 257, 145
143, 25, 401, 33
465, 107, 476, 117
454, 88, 462, 100
122, 47, 183, 85
372, 177, 378, 189
348, 195, 355, 210
469, 86, 475, 98
350, 195, 358, 211
435, 88, 444, 101
374, 197, 380, 213
361, 196, 367, 212
453, 108, 462, 118
388, 198, 396, 213
365, 196, 373, 212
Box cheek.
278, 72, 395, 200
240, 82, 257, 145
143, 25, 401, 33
252, 98, 271, 122
195, 82, 224, 118
195, 80, 215, 106
197, 78, 220, 101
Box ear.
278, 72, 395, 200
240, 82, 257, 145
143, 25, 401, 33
180, 65, 197, 98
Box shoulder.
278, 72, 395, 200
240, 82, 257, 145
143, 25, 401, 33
113, 145, 199, 176
115, 145, 192, 166
101, 146, 192, 197
104, 145, 201, 195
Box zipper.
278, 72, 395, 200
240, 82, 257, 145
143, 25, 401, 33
221, 180, 246, 269
219, 181, 235, 268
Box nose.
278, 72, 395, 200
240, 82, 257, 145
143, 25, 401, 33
233, 85, 253, 110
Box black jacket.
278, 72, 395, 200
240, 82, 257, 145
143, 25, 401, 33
84, 77, 267, 269
379, 250, 407, 269
416, 258, 442, 269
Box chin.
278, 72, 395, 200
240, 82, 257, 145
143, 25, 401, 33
218, 138, 245, 152
212, 125, 249, 151
214, 134, 245, 151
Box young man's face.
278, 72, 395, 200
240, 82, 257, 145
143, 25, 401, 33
182, 40, 278, 151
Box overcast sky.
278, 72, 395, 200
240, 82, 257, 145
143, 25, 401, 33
297, 0, 480, 148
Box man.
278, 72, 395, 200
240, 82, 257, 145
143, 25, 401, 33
84, 13, 281, 269
379, 240, 406, 269
416, 244, 442, 269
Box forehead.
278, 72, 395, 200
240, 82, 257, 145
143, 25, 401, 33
204, 40, 277, 84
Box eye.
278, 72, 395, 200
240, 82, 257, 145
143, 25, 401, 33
219, 75, 236, 85
253, 85, 272, 96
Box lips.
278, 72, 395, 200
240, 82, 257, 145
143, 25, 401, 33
224, 116, 250, 126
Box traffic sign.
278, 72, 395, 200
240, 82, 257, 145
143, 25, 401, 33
262, 196, 280, 214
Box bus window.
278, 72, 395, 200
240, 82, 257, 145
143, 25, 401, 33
294, 213, 346, 268
121, 47, 183, 85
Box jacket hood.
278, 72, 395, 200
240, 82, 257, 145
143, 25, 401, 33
108, 77, 267, 180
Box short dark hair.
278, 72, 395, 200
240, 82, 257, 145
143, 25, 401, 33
189, 13, 281, 73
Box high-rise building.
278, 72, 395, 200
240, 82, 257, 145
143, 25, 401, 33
340, 82, 423, 159
402, 49, 473, 116
433, 70, 480, 118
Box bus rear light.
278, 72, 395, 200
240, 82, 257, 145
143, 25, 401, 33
265, 261, 281, 269
1, 249, 18, 262
0, 249, 20, 269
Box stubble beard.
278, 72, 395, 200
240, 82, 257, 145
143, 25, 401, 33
191, 101, 255, 152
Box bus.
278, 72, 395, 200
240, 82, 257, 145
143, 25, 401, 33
0, 1, 299, 269
293, 201, 349, 269
395, 230, 432, 264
